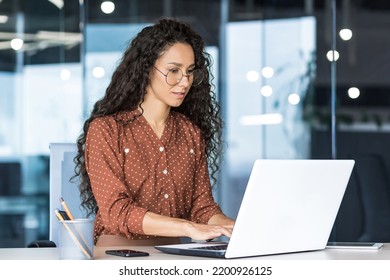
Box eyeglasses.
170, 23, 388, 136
153, 66, 204, 86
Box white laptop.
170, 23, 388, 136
155, 159, 355, 258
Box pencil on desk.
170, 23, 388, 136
55, 209, 92, 259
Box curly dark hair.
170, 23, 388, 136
74, 18, 223, 216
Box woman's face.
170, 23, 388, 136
146, 42, 196, 109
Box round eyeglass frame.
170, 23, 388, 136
153, 66, 204, 86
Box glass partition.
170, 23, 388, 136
0, 0, 82, 247
1, 0, 390, 247
221, 16, 316, 219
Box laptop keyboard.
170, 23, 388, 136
192, 244, 228, 251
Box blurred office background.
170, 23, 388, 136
1, 0, 390, 247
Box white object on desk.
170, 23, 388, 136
326, 242, 384, 249
157, 159, 355, 259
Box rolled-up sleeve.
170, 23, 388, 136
85, 118, 148, 236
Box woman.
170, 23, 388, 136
74, 18, 234, 246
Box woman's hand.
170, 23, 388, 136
142, 211, 234, 240
184, 222, 234, 241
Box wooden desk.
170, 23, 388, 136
1, 243, 390, 260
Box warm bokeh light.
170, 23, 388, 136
326, 50, 340, 61
92, 66, 105, 78
10, 38, 24, 50
339, 28, 353, 41
246, 70, 260, 82
348, 87, 360, 99
288, 93, 300, 105
261, 66, 274, 78
260, 85, 273, 97
101, 1, 115, 14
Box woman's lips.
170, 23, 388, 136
172, 91, 186, 98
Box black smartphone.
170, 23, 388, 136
105, 249, 150, 257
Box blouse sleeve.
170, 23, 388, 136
188, 134, 223, 224
85, 118, 148, 236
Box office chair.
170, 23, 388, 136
26, 143, 90, 247
49, 143, 92, 245
26, 240, 56, 248
0, 162, 24, 248
354, 154, 390, 242
332, 154, 390, 242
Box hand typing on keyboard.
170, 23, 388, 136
185, 222, 234, 241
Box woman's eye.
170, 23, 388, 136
169, 68, 180, 74
187, 69, 195, 75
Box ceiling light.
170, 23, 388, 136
10, 38, 23, 50
0, 15, 8, 24
348, 87, 360, 99
92, 66, 105, 78
48, 0, 64, 9
101, 1, 115, 14
246, 70, 259, 82
326, 50, 339, 62
339, 29, 353, 41
260, 85, 273, 97
261, 66, 274, 78
288, 93, 300, 105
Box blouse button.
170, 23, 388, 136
124, 148, 129, 153
162, 169, 168, 175
159, 146, 164, 152
164, 194, 169, 199
190, 149, 194, 154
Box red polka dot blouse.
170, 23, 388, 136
85, 109, 222, 243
